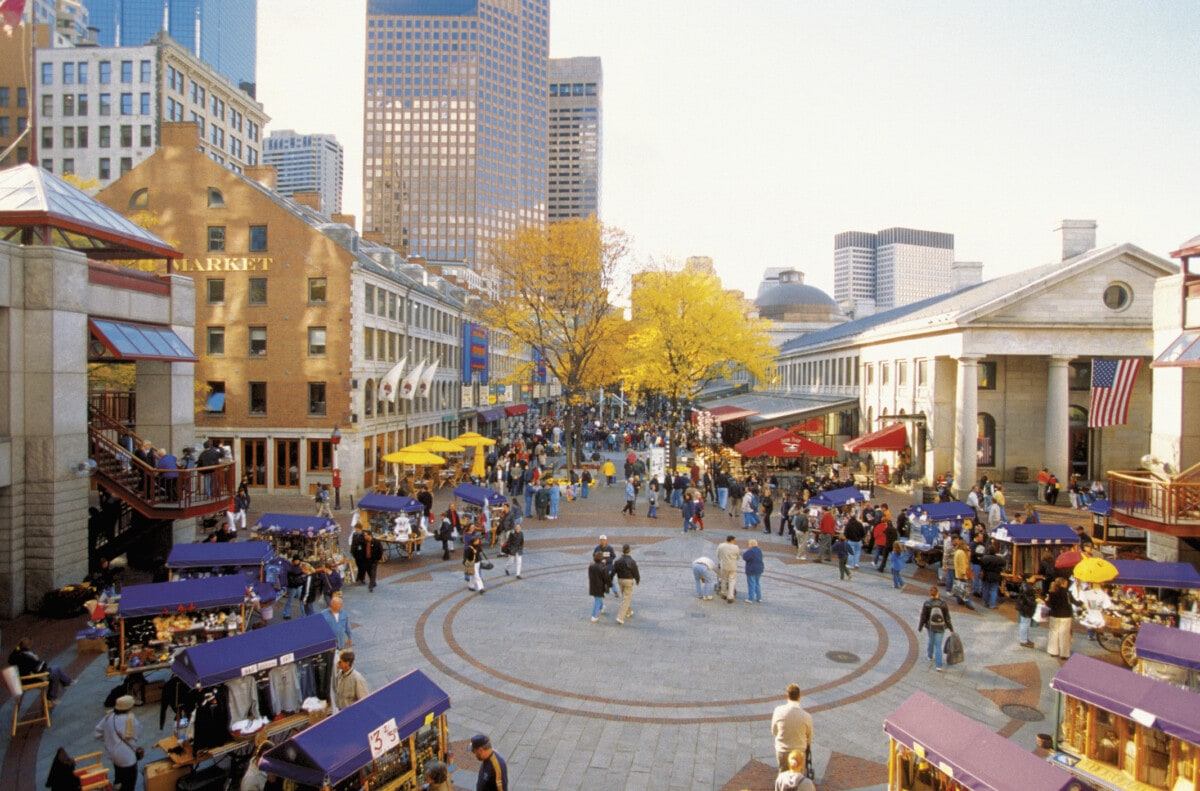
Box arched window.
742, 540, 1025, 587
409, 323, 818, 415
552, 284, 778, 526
128, 188, 148, 209
977, 413, 996, 467
1069, 405, 1088, 425
207, 187, 225, 208
364, 380, 375, 417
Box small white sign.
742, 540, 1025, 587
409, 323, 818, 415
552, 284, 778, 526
368, 717, 401, 760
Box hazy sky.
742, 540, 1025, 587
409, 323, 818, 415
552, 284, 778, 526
258, 0, 1200, 298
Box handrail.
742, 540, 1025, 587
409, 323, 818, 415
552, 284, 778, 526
1107, 470, 1200, 526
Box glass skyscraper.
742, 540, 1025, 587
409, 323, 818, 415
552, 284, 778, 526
82, 0, 257, 94
362, 0, 549, 268
548, 56, 601, 222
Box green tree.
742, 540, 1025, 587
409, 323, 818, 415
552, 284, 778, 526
482, 217, 631, 467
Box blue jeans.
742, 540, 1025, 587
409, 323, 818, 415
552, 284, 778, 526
591, 596, 604, 619
873, 544, 886, 569
581, 482, 589, 499
524, 489, 534, 516
717, 488, 728, 510
892, 568, 904, 588
693, 563, 714, 597
282, 586, 303, 618
549, 497, 559, 518
743, 512, 755, 529
927, 629, 945, 669
682, 513, 691, 532
648, 501, 657, 518
983, 580, 999, 609
848, 540, 862, 569
746, 574, 762, 602
671, 490, 684, 508
972, 564, 983, 595
944, 567, 955, 592
1019, 614, 1032, 644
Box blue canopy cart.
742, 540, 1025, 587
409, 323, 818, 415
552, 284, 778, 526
1135, 621, 1200, 692
808, 485, 868, 508
357, 493, 425, 560
1091, 559, 1200, 666
252, 513, 343, 568
260, 669, 451, 790
166, 541, 275, 582
992, 523, 1080, 591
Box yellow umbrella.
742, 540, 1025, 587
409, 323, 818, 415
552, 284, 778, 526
456, 432, 497, 448
1073, 556, 1119, 583
417, 436, 467, 453
382, 446, 448, 466
471, 447, 487, 478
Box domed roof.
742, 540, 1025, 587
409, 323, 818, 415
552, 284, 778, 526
755, 270, 837, 309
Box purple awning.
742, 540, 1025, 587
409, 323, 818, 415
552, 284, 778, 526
995, 523, 1080, 546
117, 576, 250, 618
1135, 622, 1200, 672
166, 541, 274, 569
357, 493, 423, 513
1051, 654, 1200, 745
883, 691, 1078, 791
1110, 559, 1200, 589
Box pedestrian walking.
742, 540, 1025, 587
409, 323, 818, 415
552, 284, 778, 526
464, 536, 486, 594
281, 557, 313, 619
917, 587, 954, 671
647, 480, 659, 518
770, 683, 813, 773
331, 649, 369, 711
952, 536, 976, 610
817, 507, 835, 562
889, 541, 906, 588
503, 520, 524, 579
588, 551, 609, 622
1046, 577, 1081, 660
471, 734, 508, 791
1016, 572, 1038, 648
717, 535, 740, 603
832, 534, 852, 580
94, 695, 142, 791
613, 544, 640, 624
360, 530, 383, 592
593, 534, 618, 598
321, 594, 353, 649
621, 477, 637, 515
743, 538, 765, 602
692, 555, 718, 600
775, 750, 817, 791
315, 483, 333, 517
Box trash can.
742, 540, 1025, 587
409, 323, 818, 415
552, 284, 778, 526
1013, 466, 1029, 483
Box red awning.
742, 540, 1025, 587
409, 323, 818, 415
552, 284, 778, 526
843, 423, 908, 453
734, 428, 837, 458
505, 404, 529, 416
708, 405, 759, 422
89, 317, 198, 362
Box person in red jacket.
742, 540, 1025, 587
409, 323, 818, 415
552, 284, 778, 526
817, 507, 836, 562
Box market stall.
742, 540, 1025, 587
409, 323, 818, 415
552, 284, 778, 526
992, 523, 1079, 591
901, 502, 978, 567
1085, 499, 1147, 552
143, 616, 339, 791
1049, 653, 1200, 790
452, 482, 507, 533
1091, 559, 1200, 666
166, 542, 275, 582
106, 576, 255, 675
883, 690, 1078, 791
808, 485, 869, 508
252, 513, 344, 567
357, 493, 426, 560
259, 669, 451, 791
1135, 622, 1200, 692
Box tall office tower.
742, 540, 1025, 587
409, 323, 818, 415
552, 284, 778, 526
81, 0, 257, 95
547, 56, 601, 222
363, 0, 549, 268
264, 130, 345, 215
833, 227, 953, 310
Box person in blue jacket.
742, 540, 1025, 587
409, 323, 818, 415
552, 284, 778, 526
743, 538, 765, 603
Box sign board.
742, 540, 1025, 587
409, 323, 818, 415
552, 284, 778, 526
368, 717, 401, 760
648, 447, 666, 484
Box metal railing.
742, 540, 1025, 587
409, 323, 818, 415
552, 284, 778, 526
1107, 463, 1200, 526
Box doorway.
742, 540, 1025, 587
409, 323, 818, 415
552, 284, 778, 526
243, 438, 266, 486
275, 439, 300, 488
1069, 406, 1090, 480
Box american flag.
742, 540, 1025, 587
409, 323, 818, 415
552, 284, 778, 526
1088, 358, 1142, 428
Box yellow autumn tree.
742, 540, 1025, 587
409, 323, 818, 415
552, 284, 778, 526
623, 267, 774, 413
482, 216, 631, 466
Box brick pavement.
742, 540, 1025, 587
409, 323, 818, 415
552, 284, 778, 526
1, 457, 1116, 790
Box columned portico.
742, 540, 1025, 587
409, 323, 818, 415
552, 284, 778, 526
953, 354, 983, 498
1045, 356, 1073, 482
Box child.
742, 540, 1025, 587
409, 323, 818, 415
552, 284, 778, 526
832, 534, 852, 580
647, 481, 659, 519
889, 540, 905, 588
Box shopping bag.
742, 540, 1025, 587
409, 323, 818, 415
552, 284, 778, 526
944, 632, 965, 665
1033, 602, 1049, 624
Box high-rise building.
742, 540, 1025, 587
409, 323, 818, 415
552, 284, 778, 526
548, 56, 601, 222
81, 0, 257, 95
33, 31, 268, 185
362, 0, 549, 269
833, 227, 954, 311
264, 130, 344, 215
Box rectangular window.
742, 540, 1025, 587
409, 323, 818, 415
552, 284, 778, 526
61, 126, 74, 148
62, 94, 74, 116
61, 157, 74, 174
363, 327, 374, 361
207, 226, 225, 252
916, 359, 929, 387
207, 278, 225, 303
41, 159, 52, 172
206, 326, 225, 355
205, 381, 225, 413
0, 86, 7, 106
98, 126, 110, 147
40, 93, 51, 117
119, 124, 132, 146
248, 225, 267, 251
62, 62, 74, 84
76, 94, 87, 116
139, 93, 150, 114
77, 62, 87, 84
979, 361, 998, 391
248, 327, 267, 356
119, 157, 132, 175
0, 117, 8, 135
249, 382, 267, 415
41, 62, 52, 85
308, 277, 327, 303
140, 60, 150, 82
881, 363, 890, 386
364, 284, 375, 315
99, 61, 111, 84
896, 360, 908, 387
248, 278, 267, 305
76, 126, 87, 148
308, 383, 327, 417
308, 327, 327, 356
40, 127, 52, 149
1068, 361, 1090, 391
16, 87, 25, 107
119, 93, 132, 114
140, 124, 151, 146
99, 93, 111, 116
307, 438, 332, 471
98, 158, 111, 179
120, 60, 132, 83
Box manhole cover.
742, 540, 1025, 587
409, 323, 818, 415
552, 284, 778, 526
644, 550, 668, 557
1000, 703, 1044, 722
825, 651, 860, 664
689, 611, 707, 618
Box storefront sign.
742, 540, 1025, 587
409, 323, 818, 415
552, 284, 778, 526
462, 323, 489, 384
173, 257, 273, 272
368, 717, 401, 759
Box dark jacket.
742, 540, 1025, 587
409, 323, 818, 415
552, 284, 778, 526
588, 560, 610, 596
1016, 581, 1038, 618
1047, 586, 1080, 618
842, 517, 865, 542
742, 546, 765, 576
978, 553, 1006, 583
918, 598, 953, 633
613, 554, 640, 584
504, 530, 524, 555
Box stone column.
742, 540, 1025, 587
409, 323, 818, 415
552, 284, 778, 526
1045, 356, 1073, 483
953, 355, 982, 499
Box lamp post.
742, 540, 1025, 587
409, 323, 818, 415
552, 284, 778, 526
331, 426, 342, 510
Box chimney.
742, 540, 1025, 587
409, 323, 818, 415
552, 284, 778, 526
1056, 220, 1097, 261
244, 165, 277, 191
951, 261, 983, 290
292, 191, 321, 211
331, 213, 357, 231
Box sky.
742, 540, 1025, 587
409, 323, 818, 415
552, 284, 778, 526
257, 0, 1200, 299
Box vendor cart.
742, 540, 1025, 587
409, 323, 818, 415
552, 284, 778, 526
808, 485, 869, 509
1135, 621, 1200, 692
1090, 559, 1200, 668
452, 482, 507, 541
106, 576, 256, 675
166, 542, 274, 582
259, 669, 451, 791
993, 523, 1079, 592
884, 691, 1078, 791
1049, 654, 1200, 790
357, 493, 426, 560
901, 502, 977, 567
252, 513, 344, 568
1084, 499, 1148, 552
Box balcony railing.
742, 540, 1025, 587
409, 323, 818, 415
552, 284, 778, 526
1107, 462, 1200, 528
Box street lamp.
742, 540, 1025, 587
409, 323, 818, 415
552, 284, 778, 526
331, 426, 342, 510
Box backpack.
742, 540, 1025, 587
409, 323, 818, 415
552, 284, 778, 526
927, 601, 947, 630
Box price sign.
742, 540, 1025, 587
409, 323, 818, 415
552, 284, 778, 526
368, 717, 401, 760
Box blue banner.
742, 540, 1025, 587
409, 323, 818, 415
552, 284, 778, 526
463, 323, 489, 384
